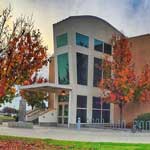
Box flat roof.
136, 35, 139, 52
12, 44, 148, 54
129, 34, 150, 39
19, 83, 72, 92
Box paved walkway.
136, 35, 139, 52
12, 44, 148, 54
0, 125, 150, 143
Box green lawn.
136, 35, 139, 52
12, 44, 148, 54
0, 135, 150, 150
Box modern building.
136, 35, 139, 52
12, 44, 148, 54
21, 16, 150, 127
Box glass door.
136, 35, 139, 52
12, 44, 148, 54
58, 103, 68, 125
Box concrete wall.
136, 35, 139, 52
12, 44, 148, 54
114, 34, 150, 124
39, 94, 58, 124
39, 109, 57, 125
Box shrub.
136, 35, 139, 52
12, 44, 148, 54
136, 113, 150, 121
134, 113, 150, 130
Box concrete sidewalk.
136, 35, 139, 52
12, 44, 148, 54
0, 125, 150, 143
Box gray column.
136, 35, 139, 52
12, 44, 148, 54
68, 90, 72, 128
18, 97, 26, 122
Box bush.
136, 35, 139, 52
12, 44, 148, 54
134, 113, 150, 130
136, 113, 150, 121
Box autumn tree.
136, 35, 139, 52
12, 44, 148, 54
21, 73, 48, 110
0, 7, 47, 103
100, 35, 150, 125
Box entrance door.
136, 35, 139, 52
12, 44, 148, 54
58, 103, 68, 125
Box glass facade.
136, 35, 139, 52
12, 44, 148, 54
76, 53, 88, 85
76, 33, 89, 48
92, 97, 110, 123
76, 95, 87, 123
94, 39, 103, 52
93, 57, 102, 87
104, 43, 112, 55
56, 33, 68, 48
57, 53, 69, 84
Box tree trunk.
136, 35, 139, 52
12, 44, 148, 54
119, 102, 123, 127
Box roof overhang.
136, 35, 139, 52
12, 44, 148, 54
19, 83, 72, 93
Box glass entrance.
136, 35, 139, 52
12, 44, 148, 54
58, 103, 68, 124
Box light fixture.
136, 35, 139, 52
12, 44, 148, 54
61, 90, 66, 96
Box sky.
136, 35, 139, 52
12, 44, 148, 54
1, 0, 150, 54
1, 0, 150, 109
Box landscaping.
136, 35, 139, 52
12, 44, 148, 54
0, 115, 15, 122
0, 135, 150, 150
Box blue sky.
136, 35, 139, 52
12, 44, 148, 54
0, 0, 150, 110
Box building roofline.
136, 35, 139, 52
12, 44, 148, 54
129, 34, 150, 39
53, 15, 124, 36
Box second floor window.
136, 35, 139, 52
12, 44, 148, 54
56, 33, 68, 48
104, 43, 112, 55
76, 32, 89, 48
94, 39, 103, 52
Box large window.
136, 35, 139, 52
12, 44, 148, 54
76, 95, 87, 123
94, 39, 103, 52
76, 53, 88, 85
56, 33, 68, 48
92, 97, 110, 123
104, 43, 112, 55
93, 57, 102, 87
57, 53, 69, 84
76, 33, 89, 48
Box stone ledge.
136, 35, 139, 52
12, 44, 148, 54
8, 121, 33, 129
39, 122, 57, 127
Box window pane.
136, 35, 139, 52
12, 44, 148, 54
77, 95, 87, 108
92, 110, 101, 123
58, 95, 69, 102
58, 117, 62, 124
92, 97, 101, 109
94, 39, 103, 52
102, 110, 110, 123
76, 33, 89, 48
56, 33, 68, 48
76, 109, 87, 123
57, 53, 69, 84
102, 102, 110, 109
104, 43, 112, 55
93, 57, 102, 87
58, 105, 63, 116
76, 53, 88, 85
64, 105, 68, 116
64, 117, 68, 124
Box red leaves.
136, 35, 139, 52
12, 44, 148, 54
0, 30, 47, 101
0, 79, 6, 97
101, 35, 150, 106
100, 35, 136, 105
0, 140, 48, 150
110, 93, 116, 102
23, 74, 48, 86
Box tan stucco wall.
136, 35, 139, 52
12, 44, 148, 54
114, 35, 150, 124
49, 57, 55, 83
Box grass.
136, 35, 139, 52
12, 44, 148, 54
0, 115, 15, 122
0, 135, 150, 150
